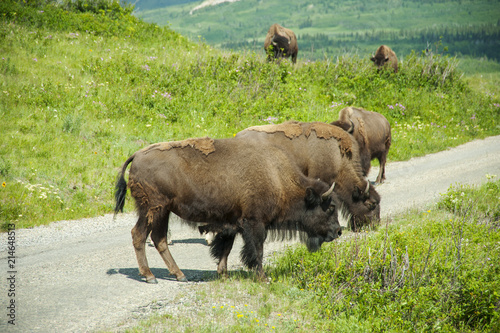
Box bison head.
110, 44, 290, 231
370, 53, 390, 69
348, 181, 381, 231
370, 45, 398, 73
303, 182, 342, 252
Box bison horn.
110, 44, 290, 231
321, 182, 336, 201
347, 119, 355, 133
364, 181, 370, 195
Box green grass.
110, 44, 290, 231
458, 56, 500, 97
123, 178, 500, 332
0, 1, 499, 231
1, 2, 498, 330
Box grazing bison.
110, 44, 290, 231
370, 45, 398, 73
114, 136, 342, 282
331, 107, 391, 184
264, 23, 298, 63
236, 121, 381, 231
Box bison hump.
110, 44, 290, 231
303, 122, 353, 157
245, 121, 303, 138
141, 137, 216, 156
246, 121, 353, 157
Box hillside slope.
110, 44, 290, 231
1, 0, 499, 230
136, 0, 500, 60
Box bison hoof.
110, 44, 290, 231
146, 277, 158, 284
177, 276, 188, 282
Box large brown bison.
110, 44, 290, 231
114, 136, 342, 283
264, 23, 298, 63
331, 107, 391, 184
236, 121, 381, 231
370, 45, 398, 73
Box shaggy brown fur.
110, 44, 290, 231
370, 45, 398, 73
331, 107, 392, 184
115, 136, 342, 283
264, 23, 298, 64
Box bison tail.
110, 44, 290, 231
114, 154, 135, 216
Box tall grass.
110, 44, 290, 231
1, 0, 499, 230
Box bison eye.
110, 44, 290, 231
365, 201, 376, 211
326, 204, 336, 215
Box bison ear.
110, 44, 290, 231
370, 56, 375, 62
353, 182, 370, 201
305, 187, 321, 209
352, 185, 362, 201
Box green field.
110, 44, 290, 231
1, 1, 499, 331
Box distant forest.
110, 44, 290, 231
135, 0, 500, 62
221, 22, 500, 60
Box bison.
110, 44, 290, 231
114, 136, 342, 283
264, 23, 298, 64
370, 45, 398, 73
331, 107, 391, 184
236, 121, 381, 231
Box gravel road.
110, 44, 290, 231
1, 135, 500, 332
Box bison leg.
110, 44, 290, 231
150, 212, 187, 282
131, 215, 157, 283
240, 220, 267, 280
210, 229, 236, 277
376, 153, 387, 184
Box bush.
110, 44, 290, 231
269, 179, 500, 331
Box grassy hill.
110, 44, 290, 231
1, 2, 498, 331
1, 0, 499, 230
136, 0, 500, 62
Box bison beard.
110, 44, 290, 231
114, 136, 342, 282
306, 237, 322, 253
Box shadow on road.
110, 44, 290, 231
172, 238, 208, 245
106, 267, 219, 282
145, 237, 208, 247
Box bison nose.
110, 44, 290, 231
337, 228, 342, 237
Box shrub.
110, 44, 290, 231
269, 179, 500, 331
